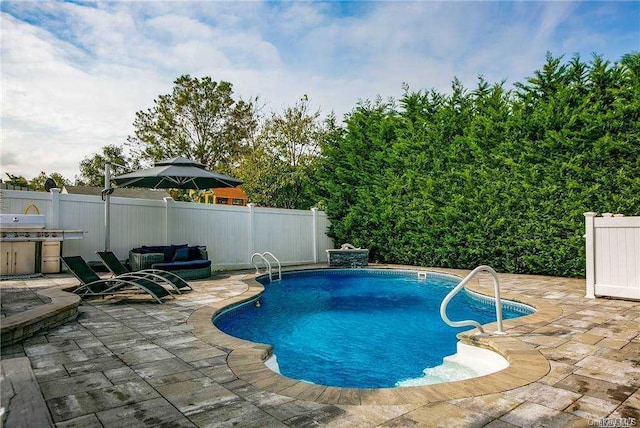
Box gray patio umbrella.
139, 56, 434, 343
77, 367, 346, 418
112, 156, 242, 189
103, 157, 242, 250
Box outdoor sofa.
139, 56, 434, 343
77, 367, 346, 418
129, 244, 211, 280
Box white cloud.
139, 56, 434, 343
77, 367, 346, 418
1, 11, 166, 181
0, 1, 637, 181
277, 2, 328, 35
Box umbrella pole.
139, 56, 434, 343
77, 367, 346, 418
104, 164, 111, 251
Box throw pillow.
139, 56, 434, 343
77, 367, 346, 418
173, 247, 190, 262
169, 244, 188, 262
188, 246, 203, 260
162, 247, 174, 262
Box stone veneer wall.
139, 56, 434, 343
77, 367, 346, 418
326, 249, 369, 267
0, 287, 80, 347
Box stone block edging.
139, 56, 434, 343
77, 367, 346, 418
188, 266, 558, 406
0, 285, 80, 347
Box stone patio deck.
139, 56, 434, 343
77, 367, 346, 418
0, 266, 638, 427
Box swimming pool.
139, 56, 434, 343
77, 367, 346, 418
214, 269, 534, 388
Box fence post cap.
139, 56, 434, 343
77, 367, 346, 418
602, 212, 613, 217
583, 212, 597, 217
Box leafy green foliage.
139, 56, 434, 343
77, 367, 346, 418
77, 144, 138, 187
316, 53, 640, 277
29, 171, 70, 191
127, 75, 257, 175
4, 172, 70, 190
236, 96, 328, 209
4, 173, 31, 189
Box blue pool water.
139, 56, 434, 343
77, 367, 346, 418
214, 269, 533, 388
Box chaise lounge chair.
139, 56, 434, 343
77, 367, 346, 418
61, 256, 174, 304
96, 251, 192, 294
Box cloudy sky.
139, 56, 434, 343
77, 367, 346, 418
1, 1, 638, 182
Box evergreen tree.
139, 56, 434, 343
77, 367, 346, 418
317, 52, 640, 277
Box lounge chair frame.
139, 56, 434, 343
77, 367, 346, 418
61, 256, 174, 304
96, 251, 192, 294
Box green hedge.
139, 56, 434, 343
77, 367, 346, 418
316, 53, 640, 277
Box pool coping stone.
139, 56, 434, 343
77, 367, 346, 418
188, 265, 560, 406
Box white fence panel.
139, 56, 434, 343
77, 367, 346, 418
169, 202, 249, 270
0, 190, 53, 226
56, 194, 167, 261
58, 194, 104, 260
253, 207, 315, 265
585, 213, 640, 300
109, 198, 167, 260
316, 212, 333, 263
1, 189, 335, 271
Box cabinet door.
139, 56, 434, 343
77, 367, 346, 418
42, 241, 61, 257
41, 241, 62, 273
1, 243, 11, 275
12, 242, 36, 274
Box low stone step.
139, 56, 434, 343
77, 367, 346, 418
0, 357, 53, 428
0, 286, 80, 347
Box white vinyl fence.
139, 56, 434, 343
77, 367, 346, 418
584, 212, 640, 300
0, 189, 334, 270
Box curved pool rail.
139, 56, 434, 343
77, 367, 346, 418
187, 265, 562, 406
251, 252, 282, 282
440, 265, 505, 335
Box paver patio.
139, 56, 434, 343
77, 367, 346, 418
0, 266, 638, 427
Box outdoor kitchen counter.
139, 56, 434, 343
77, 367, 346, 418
0, 228, 84, 241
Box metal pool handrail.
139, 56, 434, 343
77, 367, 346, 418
439, 265, 505, 335
251, 253, 272, 279
250, 252, 282, 282
262, 252, 282, 281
